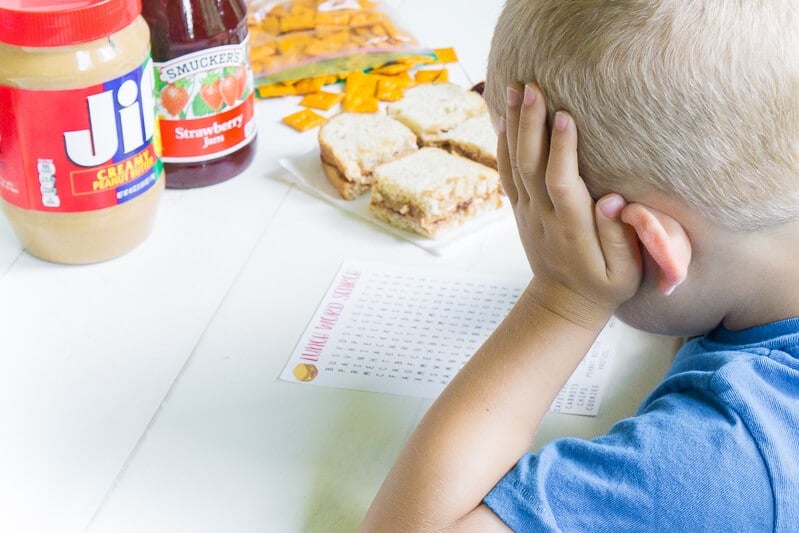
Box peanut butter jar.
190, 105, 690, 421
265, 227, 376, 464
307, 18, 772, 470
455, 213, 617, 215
0, 0, 164, 264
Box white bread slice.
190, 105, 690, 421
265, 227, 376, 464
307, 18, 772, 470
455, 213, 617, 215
427, 112, 497, 169
318, 112, 418, 200
386, 82, 487, 144
369, 147, 502, 238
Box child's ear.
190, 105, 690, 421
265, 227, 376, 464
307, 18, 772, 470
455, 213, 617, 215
620, 203, 693, 295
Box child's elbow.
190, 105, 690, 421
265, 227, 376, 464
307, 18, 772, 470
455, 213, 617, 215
361, 504, 511, 533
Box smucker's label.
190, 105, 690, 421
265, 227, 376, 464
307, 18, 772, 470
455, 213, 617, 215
0, 58, 162, 212
153, 37, 257, 163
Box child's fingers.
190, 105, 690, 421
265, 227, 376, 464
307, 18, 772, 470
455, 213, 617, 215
545, 111, 593, 227
505, 85, 528, 201
515, 83, 551, 209
496, 117, 518, 204
595, 194, 642, 286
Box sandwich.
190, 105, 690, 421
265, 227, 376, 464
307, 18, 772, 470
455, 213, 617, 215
318, 112, 418, 200
386, 82, 487, 145
427, 112, 497, 170
369, 147, 502, 238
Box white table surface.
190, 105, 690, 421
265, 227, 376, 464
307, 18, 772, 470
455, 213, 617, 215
0, 1, 679, 531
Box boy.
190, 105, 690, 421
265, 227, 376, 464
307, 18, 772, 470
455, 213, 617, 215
361, 1, 799, 531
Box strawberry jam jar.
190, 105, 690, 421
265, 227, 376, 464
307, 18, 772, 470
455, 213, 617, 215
142, 0, 257, 188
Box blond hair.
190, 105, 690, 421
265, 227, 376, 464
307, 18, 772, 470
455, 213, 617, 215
486, 0, 799, 230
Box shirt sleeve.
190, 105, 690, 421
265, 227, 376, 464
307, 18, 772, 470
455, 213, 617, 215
483, 388, 773, 532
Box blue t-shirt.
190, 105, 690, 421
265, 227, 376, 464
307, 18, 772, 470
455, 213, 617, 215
484, 317, 799, 532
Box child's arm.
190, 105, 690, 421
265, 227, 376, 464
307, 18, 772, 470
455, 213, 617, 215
360, 83, 642, 532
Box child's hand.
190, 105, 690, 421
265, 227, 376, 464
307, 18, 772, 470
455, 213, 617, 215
500, 83, 642, 327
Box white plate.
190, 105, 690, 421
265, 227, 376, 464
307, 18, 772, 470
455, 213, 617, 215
277, 149, 511, 254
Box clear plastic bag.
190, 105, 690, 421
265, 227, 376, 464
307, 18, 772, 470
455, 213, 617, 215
247, 0, 421, 85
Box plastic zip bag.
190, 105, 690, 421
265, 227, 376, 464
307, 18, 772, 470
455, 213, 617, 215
247, 0, 423, 86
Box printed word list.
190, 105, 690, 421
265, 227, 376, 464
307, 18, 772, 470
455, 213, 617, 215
280, 261, 619, 416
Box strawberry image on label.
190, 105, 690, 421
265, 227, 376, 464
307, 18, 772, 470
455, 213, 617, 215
161, 83, 189, 116
233, 65, 247, 99
198, 77, 222, 112
219, 75, 239, 107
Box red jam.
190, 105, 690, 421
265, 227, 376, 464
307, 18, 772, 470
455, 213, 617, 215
142, 0, 257, 188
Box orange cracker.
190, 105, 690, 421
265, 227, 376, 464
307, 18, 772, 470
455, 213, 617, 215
371, 63, 411, 76
259, 15, 280, 36
282, 108, 327, 131
381, 20, 403, 40
342, 93, 379, 113
345, 71, 378, 96
414, 68, 449, 83
433, 47, 458, 63
314, 11, 351, 26
343, 72, 379, 112
376, 78, 404, 101
396, 54, 435, 66
292, 76, 328, 94
279, 11, 315, 33
350, 11, 383, 27
369, 23, 388, 37
300, 90, 345, 110
256, 82, 298, 98
276, 32, 314, 55
385, 71, 414, 88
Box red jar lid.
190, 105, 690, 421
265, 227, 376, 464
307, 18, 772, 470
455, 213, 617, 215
0, 0, 142, 47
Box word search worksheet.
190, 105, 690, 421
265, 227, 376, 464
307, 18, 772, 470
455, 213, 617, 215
280, 261, 619, 416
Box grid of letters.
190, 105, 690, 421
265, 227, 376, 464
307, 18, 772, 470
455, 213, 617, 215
320, 266, 524, 397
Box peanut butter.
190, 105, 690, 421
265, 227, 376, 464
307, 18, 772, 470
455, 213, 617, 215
0, 0, 164, 264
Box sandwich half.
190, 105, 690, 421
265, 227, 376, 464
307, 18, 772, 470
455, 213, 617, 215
386, 82, 487, 145
369, 147, 502, 238
427, 112, 497, 169
318, 112, 418, 200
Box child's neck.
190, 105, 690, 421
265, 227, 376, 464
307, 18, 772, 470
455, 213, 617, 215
719, 218, 799, 330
